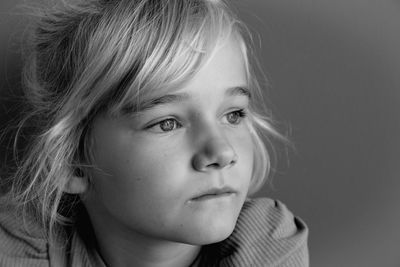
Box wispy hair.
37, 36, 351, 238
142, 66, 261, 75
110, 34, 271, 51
2, 0, 287, 243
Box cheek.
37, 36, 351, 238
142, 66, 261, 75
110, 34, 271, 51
87, 158, 177, 232
234, 127, 254, 164
89, 137, 189, 214
228, 128, 255, 189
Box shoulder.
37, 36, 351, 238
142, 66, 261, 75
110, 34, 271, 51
217, 198, 309, 267
0, 201, 107, 267
240, 198, 308, 241
0, 202, 50, 266
0, 203, 105, 267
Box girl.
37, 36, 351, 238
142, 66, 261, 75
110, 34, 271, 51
0, 0, 308, 266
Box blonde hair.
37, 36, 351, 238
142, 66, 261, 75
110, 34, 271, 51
4, 0, 286, 242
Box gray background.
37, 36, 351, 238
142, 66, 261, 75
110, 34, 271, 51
1, 0, 400, 266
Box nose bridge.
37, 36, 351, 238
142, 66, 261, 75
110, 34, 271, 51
192, 122, 237, 171
204, 131, 233, 159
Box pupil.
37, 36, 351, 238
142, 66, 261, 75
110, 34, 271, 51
228, 112, 239, 124
161, 120, 174, 131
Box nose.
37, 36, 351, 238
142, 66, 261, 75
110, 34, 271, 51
192, 134, 238, 172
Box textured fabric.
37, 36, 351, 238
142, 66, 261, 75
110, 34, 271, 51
207, 198, 309, 266
0, 198, 309, 266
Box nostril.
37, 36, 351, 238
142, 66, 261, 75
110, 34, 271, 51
205, 158, 236, 169
206, 162, 220, 169
192, 138, 238, 171
231, 154, 238, 165
214, 153, 237, 168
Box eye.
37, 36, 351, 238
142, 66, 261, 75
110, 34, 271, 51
225, 109, 247, 125
148, 118, 182, 132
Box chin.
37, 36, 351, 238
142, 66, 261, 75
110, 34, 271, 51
182, 215, 238, 245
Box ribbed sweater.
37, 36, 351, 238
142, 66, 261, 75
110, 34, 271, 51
0, 198, 309, 266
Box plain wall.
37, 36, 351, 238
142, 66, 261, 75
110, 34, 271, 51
237, 1, 400, 266
1, 1, 400, 266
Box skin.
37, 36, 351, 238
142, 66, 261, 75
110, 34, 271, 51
69, 37, 255, 267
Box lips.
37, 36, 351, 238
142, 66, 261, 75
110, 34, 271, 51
190, 186, 236, 201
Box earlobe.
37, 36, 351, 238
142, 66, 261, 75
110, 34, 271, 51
64, 176, 89, 194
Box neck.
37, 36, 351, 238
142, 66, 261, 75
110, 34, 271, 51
98, 233, 201, 267
81, 211, 201, 267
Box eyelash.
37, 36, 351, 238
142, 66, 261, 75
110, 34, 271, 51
146, 109, 248, 133
146, 118, 183, 132
224, 109, 247, 125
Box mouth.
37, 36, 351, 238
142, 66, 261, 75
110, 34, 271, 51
190, 187, 237, 202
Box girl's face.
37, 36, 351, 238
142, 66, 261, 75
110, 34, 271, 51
84, 37, 254, 246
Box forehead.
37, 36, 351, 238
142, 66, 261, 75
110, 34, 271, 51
141, 36, 248, 103
186, 36, 248, 89
113, 31, 250, 117
122, 37, 249, 114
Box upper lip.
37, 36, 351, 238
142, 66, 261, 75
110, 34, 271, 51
191, 186, 236, 200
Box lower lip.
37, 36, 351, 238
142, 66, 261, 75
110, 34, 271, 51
190, 192, 235, 202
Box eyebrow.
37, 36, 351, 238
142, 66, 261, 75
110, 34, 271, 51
137, 86, 251, 112
226, 86, 251, 98
138, 93, 190, 111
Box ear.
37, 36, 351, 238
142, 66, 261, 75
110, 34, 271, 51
63, 176, 89, 194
